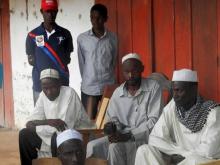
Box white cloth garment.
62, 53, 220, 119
121, 53, 141, 64
56, 129, 83, 148
40, 68, 59, 80
172, 69, 198, 82
27, 86, 95, 157
135, 99, 220, 165
87, 78, 163, 165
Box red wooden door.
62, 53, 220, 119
0, 0, 14, 128
96, 0, 220, 102
0, 2, 3, 126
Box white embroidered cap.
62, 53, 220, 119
56, 129, 83, 148
172, 69, 198, 82
40, 68, 59, 80
122, 53, 141, 64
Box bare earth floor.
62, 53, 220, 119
0, 128, 19, 165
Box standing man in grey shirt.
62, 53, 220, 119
86, 53, 163, 165
77, 4, 117, 119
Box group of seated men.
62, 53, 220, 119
19, 53, 220, 165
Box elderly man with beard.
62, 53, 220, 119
135, 69, 220, 165
86, 53, 163, 165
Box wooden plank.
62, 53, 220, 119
132, 0, 153, 76
153, 0, 175, 79
1, 0, 14, 127
95, 98, 109, 129
175, 0, 193, 69
86, 158, 107, 165
192, 0, 218, 101
32, 158, 61, 165
217, 0, 220, 101
0, 5, 4, 126
117, 0, 133, 83
100, 118, 105, 129
199, 159, 220, 165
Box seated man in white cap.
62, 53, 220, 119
56, 129, 85, 165
56, 129, 107, 165
135, 69, 220, 165
19, 68, 95, 165
33, 129, 107, 165
86, 53, 163, 165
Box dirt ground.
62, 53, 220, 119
0, 128, 19, 164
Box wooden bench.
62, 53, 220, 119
199, 160, 220, 165
33, 157, 107, 165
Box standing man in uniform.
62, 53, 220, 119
77, 4, 117, 119
26, 0, 73, 104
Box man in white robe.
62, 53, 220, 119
135, 69, 220, 165
19, 68, 95, 165
86, 53, 163, 165
56, 129, 85, 165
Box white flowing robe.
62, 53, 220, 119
27, 86, 95, 157
135, 99, 220, 165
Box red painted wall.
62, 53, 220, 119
96, 0, 220, 102
0, 0, 14, 127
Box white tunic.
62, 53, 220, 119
135, 99, 220, 165
27, 86, 95, 157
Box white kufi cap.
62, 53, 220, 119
56, 129, 83, 148
122, 53, 141, 64
172, 69, 198, 82
40, 68, 59, 80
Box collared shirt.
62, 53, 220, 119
149, 99, 220, 159
77, 29, 117, 95
27, 86, 95, 155
26, 23, 73, 92
106, 78, 163, 142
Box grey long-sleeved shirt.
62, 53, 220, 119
77, 29, 117, 95
106, 78, 164, 143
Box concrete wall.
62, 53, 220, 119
10, 0, 94, 128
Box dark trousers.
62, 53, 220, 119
19, 128, 57, 165
19, 128, 42, 165
81, 92, 102, 119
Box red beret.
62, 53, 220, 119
41, 0, 58, 11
